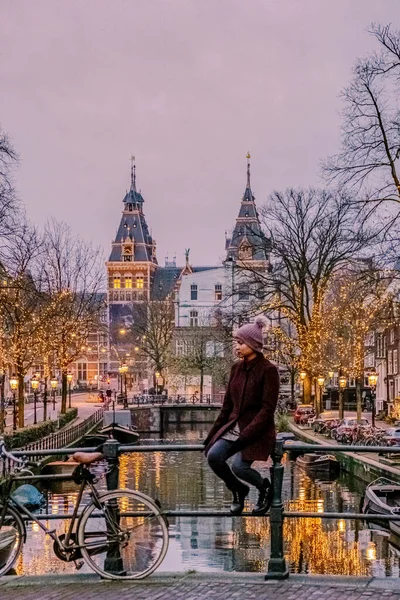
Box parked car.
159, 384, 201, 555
332, 417, 369, 441
294, 404, 315, 425
382, 428, 400, 447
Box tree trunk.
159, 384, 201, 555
17, 370, 24, 428
200, 366, 204, 402
43, 376, 48, 421
290, 370, 295, 405
303, 375, 312, 404
356, 377, 362, 422
0, 374, 5, 433
339, 389, 345, 420
61, 370, 67, 414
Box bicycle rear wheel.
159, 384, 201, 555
78, 489, 169, 580
0, 505, 24, 576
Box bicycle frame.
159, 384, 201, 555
0, 469, 103, 555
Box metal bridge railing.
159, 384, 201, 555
4, 437, 400, 580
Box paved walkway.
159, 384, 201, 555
0, 573, 399, 600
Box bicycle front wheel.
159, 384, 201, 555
78, 489, 169, 580
0, 504, 25, 577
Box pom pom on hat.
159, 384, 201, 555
255, 315, 268, 328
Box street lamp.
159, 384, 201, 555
10, 375, 18, 431
121, 363, 128, 408
368, 372, 379, 428
317, 376, 325, 417
50, 376, 58, 411
31, 376, 39, 425
67, 372, 73, 409
338, 375, 347, 420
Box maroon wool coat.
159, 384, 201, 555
204, 354, 280, 461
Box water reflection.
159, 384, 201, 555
13, 425, 400, 577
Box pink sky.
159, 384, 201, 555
0, 0, 398, 266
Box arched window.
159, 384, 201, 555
113, 276, 121, 289
125, 275, 133, 289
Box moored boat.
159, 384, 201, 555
362, 477, 400, 537
296, 453, 340, 475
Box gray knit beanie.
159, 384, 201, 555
234, 316, 268, 353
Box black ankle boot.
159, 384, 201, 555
252, 478, 272, 515
230, 484, 249, 515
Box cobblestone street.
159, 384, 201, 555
0, 574, 399, 600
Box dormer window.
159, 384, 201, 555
190, 284, 198, 300
128, 204, 133, 211
238, 241, 253, 260
122, 243, 133, 262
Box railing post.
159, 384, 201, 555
102, 439, 125, 575
265, 438, 289, 580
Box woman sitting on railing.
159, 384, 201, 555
204, 317, 279, 517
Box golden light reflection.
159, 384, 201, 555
338, 520, 346, 533
366, 542, 377, 561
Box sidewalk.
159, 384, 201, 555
4, 393, 103, 431
0, 572, 399, 600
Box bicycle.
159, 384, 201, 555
0, 439, 169, 580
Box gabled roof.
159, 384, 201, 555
151, 266, 181, 300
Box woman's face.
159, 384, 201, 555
234, 338, 255, 358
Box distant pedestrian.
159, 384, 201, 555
204, 317, 279, 516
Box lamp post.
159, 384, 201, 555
31, 376, 39, 425
50, 376, 58, 411
316, 376, 325, 417
118, 365, 123, 404
121, 363, 128, 408
368, 372, 378, 428
338, 375, 347, 420
300, 370, 306, 403
327, 370, 334, 410
67, 372, 73, 409
10, 375, 18, 431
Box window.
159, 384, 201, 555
113, 277, 121, 289
388, 350, 393, 375
136, 274, 144, 289
190, 310, 198, 327
77, 362, 87, 382
215, 284, 222, 301
238, 283, 249, 301
390, 379, 395, 400
125, 277, 132, 289
390, 328, 395, 345
190, 284, 198, 301
176, 339, 184, 356
394, 349, 399, 375
377, 334, 384, 358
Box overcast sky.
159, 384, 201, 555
1, 0, 398, 266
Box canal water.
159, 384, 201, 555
10, 425, 400, 578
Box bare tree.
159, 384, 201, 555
234, 188, 378, 401
39, 220, 105, 413
324, 23, 400, 227
0, 127, 18, 241
129, 298, 175, 385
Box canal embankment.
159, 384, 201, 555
289, 420, 400, 484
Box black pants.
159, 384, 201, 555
207, 438, 264, 491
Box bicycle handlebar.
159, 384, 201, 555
0, 438, 37, 467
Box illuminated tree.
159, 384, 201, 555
235, 188, 377, 401
322, 268, 392, 419
39, 220, 105, 413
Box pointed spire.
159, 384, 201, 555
130, 155, 136, 192
246, 152, 251, 189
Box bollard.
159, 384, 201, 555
265, 438, 289, 580
102, 439, 125, 575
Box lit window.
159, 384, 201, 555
136, 274, 144, 289
125, 277, 132, 289
113, 277, 121, 289
215, 284, 222, 301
